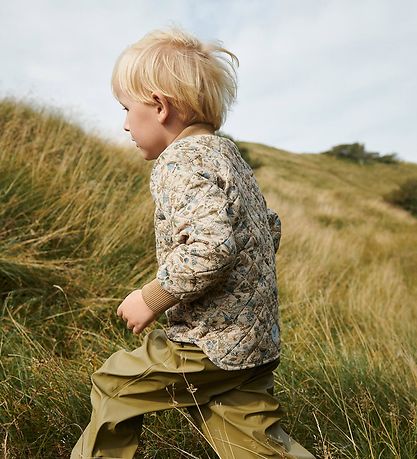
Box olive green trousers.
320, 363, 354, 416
71, 329, 315, 459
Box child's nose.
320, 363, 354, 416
123, 117, 130, 132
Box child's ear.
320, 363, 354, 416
151, 92, 169, 123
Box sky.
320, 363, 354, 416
1, 0, 417, 163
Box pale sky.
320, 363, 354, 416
1, 0, 416, 163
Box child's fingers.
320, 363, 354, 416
132, 325, 142, 334
116, 304, 123, 316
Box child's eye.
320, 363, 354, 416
122, 107, 128, 111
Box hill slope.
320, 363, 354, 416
1, 99, 416, 458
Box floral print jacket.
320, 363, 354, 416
141, 131, 282, 370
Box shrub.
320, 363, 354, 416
384, 178, 417, 217
376, 153, 399, 164
322, 142, 399, 165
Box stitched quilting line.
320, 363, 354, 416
220, 313, 263, 359
172, 168, 230, 210
155, 138, 243, 223
171, 177, 237, 255
222, 315, 280, 365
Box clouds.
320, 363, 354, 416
1, 0, 416, 162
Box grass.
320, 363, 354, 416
1, 98, 417, 458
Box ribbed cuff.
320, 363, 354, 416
141, 278, 179, 316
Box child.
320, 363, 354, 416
71, 26, 315, 459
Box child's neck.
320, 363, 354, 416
172, 122, 216, 143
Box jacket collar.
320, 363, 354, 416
152, 122, 217, 169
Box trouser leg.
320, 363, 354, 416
72, 414, 144, 459
71, 329, 259, 459
187, 364, 316, 459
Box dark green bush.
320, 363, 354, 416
322, 142, 399, 165
376, 153, 399, 164
384, 178, 417, 217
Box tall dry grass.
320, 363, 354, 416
1, 98, 416, 458
251, 143, 417, 458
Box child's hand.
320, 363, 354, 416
116, 289, 156, 334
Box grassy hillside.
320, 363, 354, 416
1, 98, 416, 458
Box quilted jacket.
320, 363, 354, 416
141, 124, 282, 370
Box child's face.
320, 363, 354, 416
117, 91, 168, 160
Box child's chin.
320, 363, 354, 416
137, 147, 152, 159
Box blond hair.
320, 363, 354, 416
111, 25, 239, 131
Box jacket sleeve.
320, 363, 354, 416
266, 207, 281, 253
143, 166, 238, 311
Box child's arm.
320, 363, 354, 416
141, 165, 238, 316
